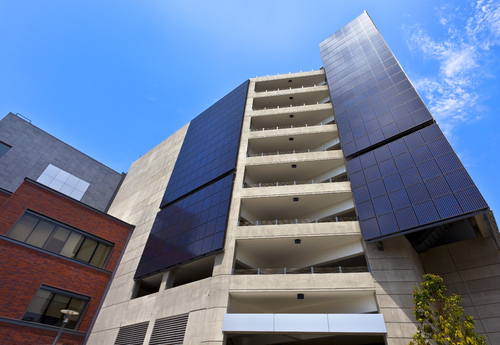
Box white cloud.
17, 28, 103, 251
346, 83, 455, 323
406, 0, 500, 137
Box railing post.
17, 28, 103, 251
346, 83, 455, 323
295, 218, 297, 224
284, 267, 287, 275
294, 181, 296, 185
293, 150, 295, 154
277, 151, 279, 155
311, 267, 314, 274
311, 179, 314, 184
315, 218, 318, 223
276, 182, 279, 186
336, 216, 338, 222
259, 183, 261, 187
256, 220, 259, 226
276, 219, 278, 225
258, 268, 261, 275
339, 266, 342, 273
261, 153, 264, 157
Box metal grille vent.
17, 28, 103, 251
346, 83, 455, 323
114, 321, 149, 345
149, 313, 189, 345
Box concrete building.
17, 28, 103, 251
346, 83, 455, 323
1, 10, 499, 345
86, 11, 500, 345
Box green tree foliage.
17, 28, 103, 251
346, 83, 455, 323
410, 274, 486, 345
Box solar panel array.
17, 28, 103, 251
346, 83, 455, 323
320, 12, 432, 157
320, 12, 489, 241
160, 81, 249, 207
347, 125, 488, 240
135, 174, 234, 279
135, 81, 248, 280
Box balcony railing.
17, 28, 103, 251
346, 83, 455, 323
254, 83, 326, 94
247, 145, 340, 158
243, 176, 349, 188
232, 266, 369, 275
252, 100, 331, 111
238, 215, 358, 226
250, 120, 335, 132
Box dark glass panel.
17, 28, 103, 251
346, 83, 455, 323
25, 220, 55, 248
75, 238, 98, 263
8, 213, 40, 242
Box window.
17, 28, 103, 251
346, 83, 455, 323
0, 141, 11, 158
8, 212, 112, 268
22, 285, 89, 329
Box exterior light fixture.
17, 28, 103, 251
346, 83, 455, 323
293, 197, 299, 202
295, 239, 301, 244
297, 294, 304, 300
52, 309, 79, 345
288, 79, 292, 82
289, 138, 294, 141
291, 164, 297, 168
289, 97, 294, 99
289, 114, 294, 118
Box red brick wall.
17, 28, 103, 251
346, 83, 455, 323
0, 190, 10, 207
0, 180, 133, 342
0, 322, 84, 345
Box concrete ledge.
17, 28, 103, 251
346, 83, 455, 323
252, 85, 329, 99
240, 182, 352, 198
245, 150, 344, 166
236, 222, 361, 239
229, 273, 375, 291
248, 124, 337, 139
250, 103, 332, 118
250, 70, 325, 83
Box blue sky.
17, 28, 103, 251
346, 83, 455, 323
1, 0, 499, 213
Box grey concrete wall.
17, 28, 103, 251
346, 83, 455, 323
420, 236, 500, 345
86, 123, 190, 345
0, 113, 123, 212
367, 236, 425, 345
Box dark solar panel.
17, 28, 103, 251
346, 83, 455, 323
348, 124, 488, 240
320, 12, 433, 157
160, 81, 249, 207
135, 173, 234, 279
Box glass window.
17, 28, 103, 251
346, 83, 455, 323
44, 227, 71, 253
75, 238, 98, 262
22, 286, 88, 329
60, 232, 84, 258
8, 213, 40, 242
90, 243, 111, 268
25, 220, 55, 247
0, 141, 10, 158
7, 212, 112, 268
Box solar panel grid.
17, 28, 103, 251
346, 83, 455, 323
320, 13, 433, 157
135, 174, 234, 279
160, 81, 248, 207
347, 124, 488, 240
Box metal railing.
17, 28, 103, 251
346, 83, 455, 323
247, 145, 340, 158
252, 100, 332, 111
238, 215, 358, 226
232, 266, 369, 275
243, 176, 349, 188
254, 83, 327, 94
250, 120, 336, 132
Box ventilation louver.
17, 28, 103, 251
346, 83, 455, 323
114, 321, 149, 345
149, 313, 189, 345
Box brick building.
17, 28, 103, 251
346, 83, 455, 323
0, 114, 134, 344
